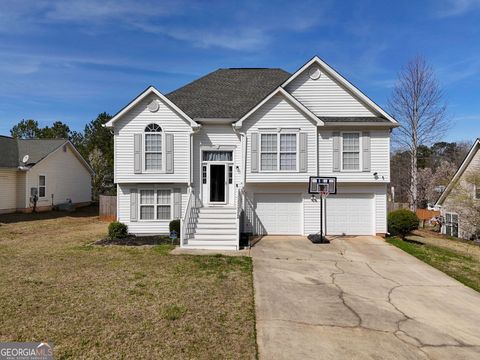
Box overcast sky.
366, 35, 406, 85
0, 0, 479, 142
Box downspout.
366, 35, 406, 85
232, 124, 246, 188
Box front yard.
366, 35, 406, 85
0, 208, 256, 359
387, 231, 480, 292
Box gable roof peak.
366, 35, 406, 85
281, 55, 398, 125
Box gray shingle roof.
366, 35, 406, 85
166, 68, 291, 119
318, 117, 390, 123
0, 136, 19, 168
0, 137, 67, 168
18, 139, 67, 165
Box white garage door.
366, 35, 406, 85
326, 194, 374, 235
254, 193, 302, 235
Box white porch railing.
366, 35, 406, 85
180, 187, 199, 247
236, 187, 244, 249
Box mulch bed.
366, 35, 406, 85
95, 235, 178, 246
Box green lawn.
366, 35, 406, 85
387, 236, 480, 292
0, 208, 256, 359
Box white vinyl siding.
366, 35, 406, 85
25, 144, 91, 207
118, 184, 188, 234
319, 129, 390, 182
285, 64, 376, 117
342, 132, 360, 171
114, 93, 191, 183
244, 94, 317, 182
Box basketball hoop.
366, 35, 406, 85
319, 190, 330, 198
307, 176, 337, 244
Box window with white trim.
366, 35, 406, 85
260, 133, 297, 171
139, 189, 171, 220
342, 133, 360, 170
38, 175, 46, 198
144, 123, 162, 171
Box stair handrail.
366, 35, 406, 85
181, 187, 199, 246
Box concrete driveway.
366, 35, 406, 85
252, 236, 480, 360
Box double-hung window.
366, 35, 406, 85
38, 175, 46, 198
139, 189, 171, 220
260, 133, 297, 171
144, 123, 162, 172
342, 132, 360, 171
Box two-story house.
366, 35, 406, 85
435, 138, 480, 240
106, 56, 398, 250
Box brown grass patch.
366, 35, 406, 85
0, 207, 256, 359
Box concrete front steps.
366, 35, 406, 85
184, 207, 238, 250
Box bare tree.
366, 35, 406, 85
388, 56, 449, 211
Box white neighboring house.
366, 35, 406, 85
435, 138, 480, 239
0, 136, 93, 214
106, 56, 398, 250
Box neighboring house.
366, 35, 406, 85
435, 138, 480, 239
0, 136, 93, 214
106, 56, 398, 250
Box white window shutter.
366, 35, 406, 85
299, 132, 308, 172
251, 133, 259, 173
362, 131, 371, 172
332, 132, 341, 172
130, 188, 138, 222
165, 133, 174, 174
134, 134, 142, 174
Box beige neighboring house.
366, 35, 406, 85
435, 138, 480, 239
0, 135, 93, 214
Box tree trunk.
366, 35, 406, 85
410, 147, 418, 211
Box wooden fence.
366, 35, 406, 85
99, 195, 117, 222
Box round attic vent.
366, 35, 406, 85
309, 67, 321, 80
147, 100, 160, 112
22, 154, 29, 163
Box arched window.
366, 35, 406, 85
145, 123, 162, 133
144, 124, 162, 171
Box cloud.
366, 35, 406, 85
434, 0, 480, 18
0, 0, 329, 51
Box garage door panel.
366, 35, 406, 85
326, 194, 374, 235
255, 193, 301, 235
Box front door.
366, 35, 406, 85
201, 150, 234, 206
209, 164, 226, 203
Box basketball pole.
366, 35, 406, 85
320, 195, 323, 242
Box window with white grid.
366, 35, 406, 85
260, 133, 278, 171
280, 134, 297, 170
139, 189, 171, 220
157, 190, 171, 220
260, 133, 297, 171
140, 190, 155, 220
342, 133, 360, 170
144, 124, 162, 171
